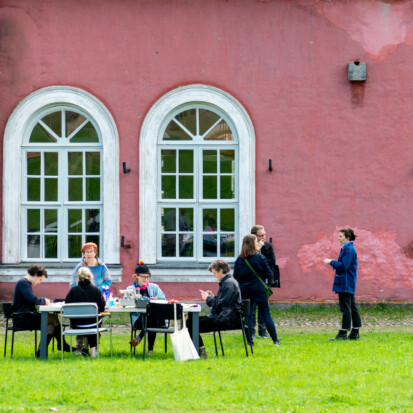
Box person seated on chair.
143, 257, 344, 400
13, 264, 74, 356
64, 267, 106, 358
127, 261, 166, 354
188, 259, 242, 359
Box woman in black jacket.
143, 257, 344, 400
65, 267, 106, 357
233, 234, 280, 346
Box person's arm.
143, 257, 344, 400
64, 288, 73, 304
20, 281, 46, 306
233, 258, 240, 281
101, 265, 112, 289
97, 289, 106, 313
206, 281, 236, 312
149, 284, 166, 300
330, 248, 354, 273
70, 264, 81, 288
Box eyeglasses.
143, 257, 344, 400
137, 275, 150, 279
256, 233, 266, 238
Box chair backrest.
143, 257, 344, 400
146, 302, 183, 320
2, 302, 13, 319
62, 303, 98, 318
241, 299, 251, 317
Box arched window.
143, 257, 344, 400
140, 85, 255, 279
2, 86, 120, 271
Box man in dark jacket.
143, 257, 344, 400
250, 225, 276, 339
189, 260, 242, 359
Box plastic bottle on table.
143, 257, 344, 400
108, 293, 114, 307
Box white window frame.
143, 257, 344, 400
3, 86, 120, 264
139, 84, 255, 265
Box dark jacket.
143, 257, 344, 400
65, 280, 106, 327
206, 274, 241, 328
233, 254, 272, 291
260, 242, 276, 285
330, 241, 358, 294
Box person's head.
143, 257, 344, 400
133, 261, 151, 287
239, 234, 258, 258
27, 264, 48, 285
81, 242, 98, 260
338, 227, 357, 245
251, 225, 266, 241
78, 267, 93, 283
208, 260, 231, 280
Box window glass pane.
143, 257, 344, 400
179, 234, 193, 257
30, 123, 57, 143
69, 178, 83, 201
70, 121, 99, 143
162, 234, 176, 257
86, 152, 100, 175
199, 109, 220, 136
220, 209, 235, 231
27, 178, 41, 201
179, 176, 193, 199
45, 178, 58, 201
161, 208, 176, 231
86, 209, 100, 232
220, 150, 235, 173
27, 153, 41, 175
221, 234, 235, 257
27, 235, 40, 258
68, 152, 83, 175
203, 150, 217, 173
45, 235, 58, 258
161, 176, 176, 199
203, 234, 217, 257
203, 209, 217, 231
41, 111, 61, 137
163, 120, 192, 141
68, 209, 82, 233
86, 235, 99, 247
68, 235, 82, 258
66, 111, 87, 137
204, 119, 234, 141
220, 176, 234, 199
27, 209, 40, 232
44, 209, 58, 233
175, 109, 196, 136
203, 176, 217, 199
44, 152, 58, 176
161, 150, 176, 173
86, 178, 100, 201
179, 150, 193, 173
179, 208, 193, 231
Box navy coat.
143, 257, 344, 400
330, 241, 358, 294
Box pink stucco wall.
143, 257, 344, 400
0, 0, 412, 302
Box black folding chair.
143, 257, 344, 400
142, 302, 183, 360
2, 302, 39, 357
213, 299, 253, 357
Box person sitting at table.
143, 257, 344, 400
64, 267, 106, 358
13, 264, 74, 356
127, 261, 166, 354
187, 259, 242, 359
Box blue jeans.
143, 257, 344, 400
241, 282, 278, 343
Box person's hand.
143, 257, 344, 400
44, 298, 51, 305
199, 290, 209, 301
257, 239, 265, 251
150, 296, 158, 300
323, 259, 332, 265
206, 290, 214, 297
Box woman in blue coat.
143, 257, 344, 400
324, 227, 362, 340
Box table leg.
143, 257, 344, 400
189, 312, 199, 353
39, 311, 48, 360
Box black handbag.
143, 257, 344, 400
244, 258, 273, 299
271, 265, 281, 288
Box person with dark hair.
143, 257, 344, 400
70, 242, 111, 291
250, 224, 276, 339
233, 235, 280, 347
324, 227, 362, 340
13, 264, 74, 356
65, 267, 106, 357
127, 261, 166, 354
187, 259, 242, 359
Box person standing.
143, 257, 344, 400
324, 227, 362, 340
250, 225, 276, 339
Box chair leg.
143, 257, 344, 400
213, 331, 218, 356
240, 322, 249, 357
164, 333, 167, 353
4, 327, 8, 357
218, 331, 224, 356
11, 330, 15, 357
35, 330, 38, 357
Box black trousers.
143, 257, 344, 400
338, 292, 362, 330
134, 316, 165, 350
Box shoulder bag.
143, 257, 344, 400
243, 258, 273, 299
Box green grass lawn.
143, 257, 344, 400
1, 306, 412, 412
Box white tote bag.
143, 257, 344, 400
170, 303, 200, 361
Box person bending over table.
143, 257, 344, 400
187, 259, 242, 359
13, 264, 74, 356
128, 261, 166, 354
65, 267, 106, 357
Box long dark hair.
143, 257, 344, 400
239, 234, 257, 258
339, 227, 357, 241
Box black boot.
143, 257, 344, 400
348, 328, 360, 340
330, 329, 348, 341
54, 329, 76, 352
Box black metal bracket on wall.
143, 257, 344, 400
121, 236, 131, 248
269, 159, 273, 172
123, 162, 131, 173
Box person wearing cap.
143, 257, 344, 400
127, 261, 166, 353
70, 242, 111, 291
